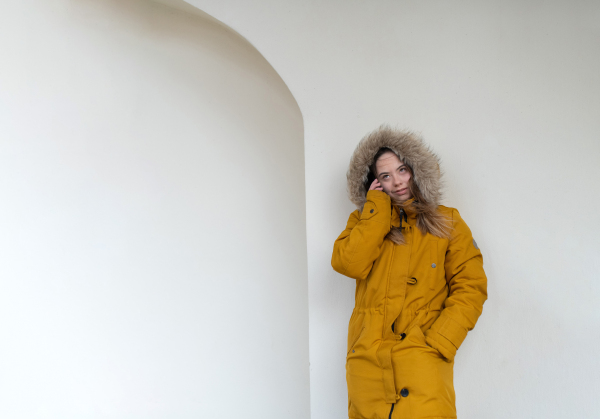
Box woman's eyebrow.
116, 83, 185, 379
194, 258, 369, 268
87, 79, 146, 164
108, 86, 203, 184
379, 164, 405, 176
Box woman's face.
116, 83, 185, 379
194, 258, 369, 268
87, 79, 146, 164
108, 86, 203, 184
375, 151, 413, 200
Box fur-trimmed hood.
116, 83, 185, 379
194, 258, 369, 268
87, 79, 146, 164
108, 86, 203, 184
347, 125, 442, 211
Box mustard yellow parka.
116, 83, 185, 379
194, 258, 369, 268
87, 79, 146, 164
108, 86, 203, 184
331, 127, 487, 419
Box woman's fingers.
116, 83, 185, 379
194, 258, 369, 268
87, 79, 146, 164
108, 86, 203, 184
369, 179, 383, 191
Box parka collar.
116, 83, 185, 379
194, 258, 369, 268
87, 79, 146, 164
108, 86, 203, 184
391, 197, 418, 228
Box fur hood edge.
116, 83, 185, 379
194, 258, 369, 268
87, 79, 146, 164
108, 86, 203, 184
346, 125, 443, 210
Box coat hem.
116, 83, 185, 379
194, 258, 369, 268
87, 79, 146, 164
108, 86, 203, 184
349, 416, 457, 419
348, 416, 457, 419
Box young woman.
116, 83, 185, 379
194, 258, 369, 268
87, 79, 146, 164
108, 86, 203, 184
332, 126, 487, 419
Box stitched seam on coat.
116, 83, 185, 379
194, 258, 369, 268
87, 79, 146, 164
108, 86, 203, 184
375, 244, 395, 374
341, 226, 362, 277
348, 416, 456, 419
443, 208, 457, 284
438, 316, 467, 349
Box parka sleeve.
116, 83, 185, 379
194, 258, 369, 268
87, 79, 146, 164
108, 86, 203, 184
424, 208, 488, 362
331, 190, 392, 280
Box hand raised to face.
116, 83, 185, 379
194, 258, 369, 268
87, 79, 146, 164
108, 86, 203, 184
369, 178, 383, 191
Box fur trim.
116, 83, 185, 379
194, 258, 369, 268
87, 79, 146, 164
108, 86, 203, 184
346, 125, 451, 243
347, 125, 442, 210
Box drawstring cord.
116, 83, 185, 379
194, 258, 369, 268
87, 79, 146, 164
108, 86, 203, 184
399, 208, 407, 230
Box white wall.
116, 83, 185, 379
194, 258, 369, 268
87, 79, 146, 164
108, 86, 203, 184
186, 1, 600, 418
0, 1, 309, 418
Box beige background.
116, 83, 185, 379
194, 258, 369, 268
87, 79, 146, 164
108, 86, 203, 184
187, 1, 600, 418
2, 0, 599, 418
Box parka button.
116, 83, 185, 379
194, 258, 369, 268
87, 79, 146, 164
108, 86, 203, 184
431, 263, 436, 268
370, 209, 374, 213
400, 388, 409, 397
400, 333, 406, 340
352, 350, 355, 353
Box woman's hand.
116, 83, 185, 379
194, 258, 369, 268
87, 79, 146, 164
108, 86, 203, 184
369, 178, 383, 191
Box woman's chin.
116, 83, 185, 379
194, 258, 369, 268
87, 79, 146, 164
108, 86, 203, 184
389, 192, 412, 202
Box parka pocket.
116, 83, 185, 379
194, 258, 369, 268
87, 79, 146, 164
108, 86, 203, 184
347, 326, 365, 356
346, 311, 365, 355
360, 201, 378, 220
414, 325, 444, 359
392, 326, 456, 418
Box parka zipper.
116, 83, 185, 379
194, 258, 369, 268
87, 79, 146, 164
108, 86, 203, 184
389, 208, 407, 419
399, 208, 407, 229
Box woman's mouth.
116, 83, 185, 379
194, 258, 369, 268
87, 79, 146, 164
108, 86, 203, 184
395, 188, 408, 195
